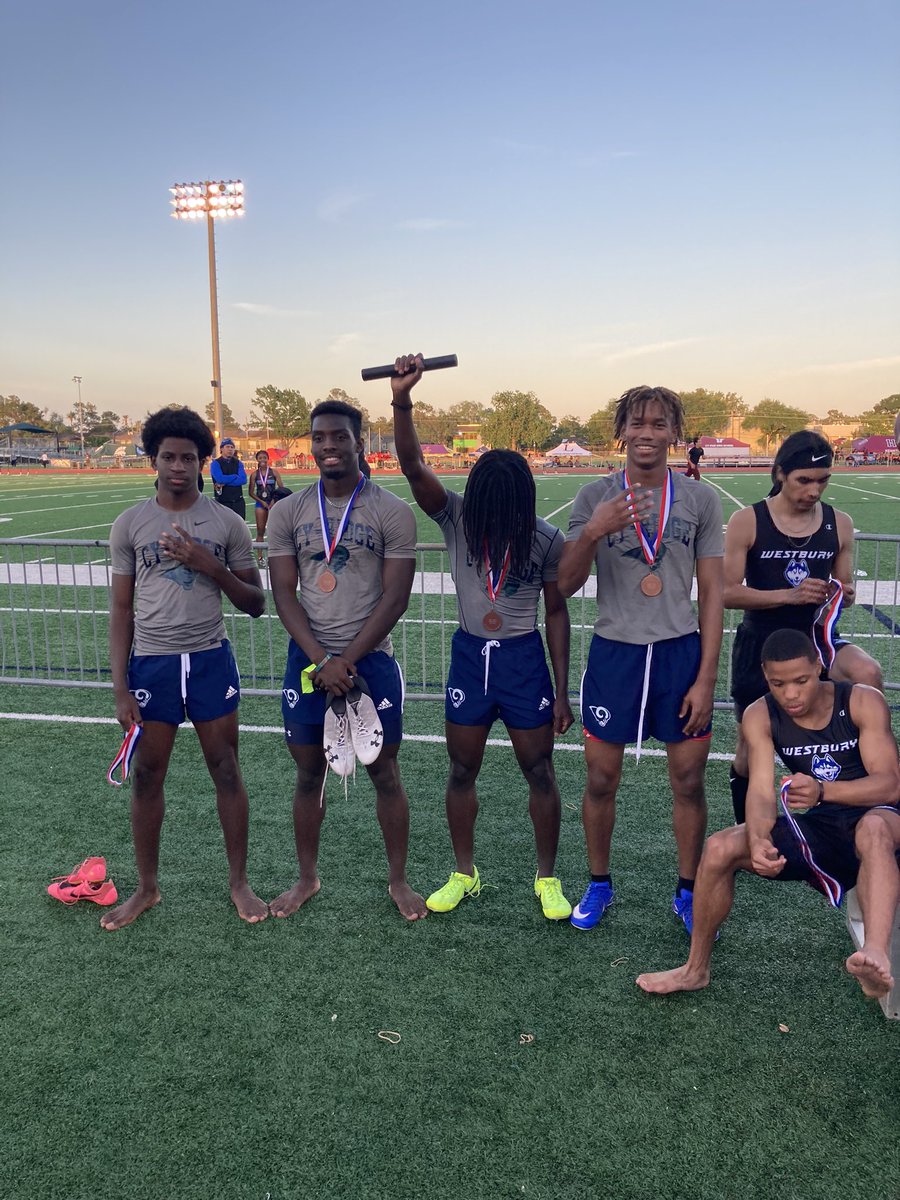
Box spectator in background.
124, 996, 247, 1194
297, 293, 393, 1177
210, 438, 247, 519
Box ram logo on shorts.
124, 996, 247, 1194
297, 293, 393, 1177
134, 689, 152, 708
283, 688, 300, 709
590, 705, 611, 727
812, 752, 841, 782
784, 559, 810, 587
448, 687, 465, 709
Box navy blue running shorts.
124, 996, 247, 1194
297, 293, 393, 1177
282, 642, 404, 746
445, 628, 555, 730
128, 640, 240, 725
580, 632, 711, 745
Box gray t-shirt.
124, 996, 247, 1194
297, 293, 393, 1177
433, 490, 563, 638
266, 479, 417, 656
567, 470, 723, 645
109, 495, 255, 655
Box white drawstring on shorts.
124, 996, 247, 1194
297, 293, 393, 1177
180, 652, 191, 701
481, 640, 501, 694
634, 645, 653, 762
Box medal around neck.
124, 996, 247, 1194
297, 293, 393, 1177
623, 468, 673, 598
483, 543, 511, 634
317, 475, 366, 593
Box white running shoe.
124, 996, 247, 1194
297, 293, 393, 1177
323, 697, 355, 777
346, 676, 384, 766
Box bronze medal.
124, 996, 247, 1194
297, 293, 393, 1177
482, 610, 503, 632
640, 573, 663, 597
318, 569, 337, 593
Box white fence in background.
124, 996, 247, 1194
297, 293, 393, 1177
1, 536, 898, 703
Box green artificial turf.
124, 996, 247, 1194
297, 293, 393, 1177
2, 686, 898, 1200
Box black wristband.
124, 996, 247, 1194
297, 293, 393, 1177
390, 400, 413, 410
816, 780, 825, 805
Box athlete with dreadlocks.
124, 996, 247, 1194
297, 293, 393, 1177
391, 354, 575, 920
559, 385, 724, 935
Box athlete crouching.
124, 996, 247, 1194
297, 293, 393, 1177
637, 628, 900, 1001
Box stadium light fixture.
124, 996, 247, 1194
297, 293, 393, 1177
169, 180, 245, 440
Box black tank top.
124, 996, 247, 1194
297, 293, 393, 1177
765, 682, 867, 783
742, 500, 839, 633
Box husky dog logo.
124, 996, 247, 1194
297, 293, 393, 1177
283, 688, 300, 709
448, 687, 465, 709
134, 689, 151, 708
590, 705, 611, 727
784, 559, 810, 587
812, 752, 841, 782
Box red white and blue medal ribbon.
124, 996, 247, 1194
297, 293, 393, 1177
622, 467, 674, 568
813, 580, 844, 671
779, 778, 843, 907
484, 543, 511, 605
317, 475, 366, 564
108, 723, 142, 786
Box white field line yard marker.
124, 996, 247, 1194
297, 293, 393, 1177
0, 710, 735, 761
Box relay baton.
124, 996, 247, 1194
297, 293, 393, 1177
360, 354, 458, 382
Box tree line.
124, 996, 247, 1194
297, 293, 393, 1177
1, 388, 897, 455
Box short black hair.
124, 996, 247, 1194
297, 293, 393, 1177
613, 385, 685, 445
310, 399, 363, 440
142, 406, 215, 461
761, 628, 818, 666
769, 430, 832, 496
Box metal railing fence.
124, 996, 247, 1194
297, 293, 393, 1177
1, 536, 897, 702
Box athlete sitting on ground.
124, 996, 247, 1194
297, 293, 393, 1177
637, 628, 900, 1001
392, 354, 575, 920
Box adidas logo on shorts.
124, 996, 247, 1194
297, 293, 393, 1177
539, 697, 550, 710
377, 698, 393, 710
225, 685, 238, 700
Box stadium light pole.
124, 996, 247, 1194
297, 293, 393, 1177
72, 375, 85, 462
169, 180, 244, 441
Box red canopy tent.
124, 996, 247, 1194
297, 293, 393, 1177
851, 436, 897, 454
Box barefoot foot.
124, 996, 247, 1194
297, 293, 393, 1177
846, 949, 894, 999
388, 881, 428, 921
231, 881, 269, 924
270, 878, 321, 918
100, 887, 161, 931
636, 965, 710, 995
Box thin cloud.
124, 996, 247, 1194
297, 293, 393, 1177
788, 355, 900, 376
328, 332, 363, 355
573, 338, 701, 364
316, 190, 366, 223
233, 302, 317, 318
395, 217, 467, 232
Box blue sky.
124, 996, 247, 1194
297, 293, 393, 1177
3, 0, 898, 426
